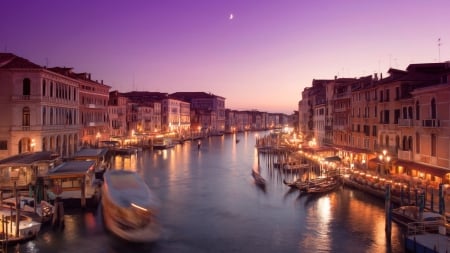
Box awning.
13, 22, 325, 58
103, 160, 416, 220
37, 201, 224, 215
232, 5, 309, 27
368, 157, 381, 170
394, 160, 449, 178
334, 145, 369, 154
324, 156, 341, 162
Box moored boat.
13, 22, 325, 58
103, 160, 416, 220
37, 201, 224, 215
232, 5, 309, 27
0, 209, 41, 243
251, 169, 266, 188
305, 178, 341, 194
2, 196, 53, 224
101, 169, 161, 242
391, 205, 448, 230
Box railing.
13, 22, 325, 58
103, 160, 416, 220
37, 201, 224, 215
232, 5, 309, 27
397, 150, 412, 160
406, 220, 448, 237
422, 119, 440, 128
398, 118, 413, 127
11, 95, 31, 100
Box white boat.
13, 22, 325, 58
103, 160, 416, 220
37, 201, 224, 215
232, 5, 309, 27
0, 209, 41, 241
2, 196, 53, 223
152, 138, 174, 149
101, 170, 161, 242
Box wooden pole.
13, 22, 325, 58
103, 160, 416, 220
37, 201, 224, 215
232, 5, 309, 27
385, 184, 392, 242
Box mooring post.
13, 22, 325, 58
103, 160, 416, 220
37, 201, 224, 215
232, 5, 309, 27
385, 184, 392, 242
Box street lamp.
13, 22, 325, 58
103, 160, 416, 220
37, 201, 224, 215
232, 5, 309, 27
30, 139, 36, 152
378, 149, 391, 176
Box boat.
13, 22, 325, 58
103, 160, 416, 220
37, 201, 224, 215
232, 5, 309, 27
391, 205, 448, 229
283, 177, 327, 191
305, 177, 341, 194
2, 196, 53, 223
152, 138, 174, 150
101, 169, 161, 242
0, 209, 41, 243
251, 170, 266, 190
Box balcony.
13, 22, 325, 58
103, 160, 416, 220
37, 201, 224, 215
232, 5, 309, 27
422, 119, 440, 128
85, 121, 107, 127
11, 95, 31, 101
397, 150, 412, 160
398, 119, 413, 127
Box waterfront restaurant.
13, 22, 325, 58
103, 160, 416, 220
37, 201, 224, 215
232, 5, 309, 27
46, 160, 96, 208
0, 151, 60, 201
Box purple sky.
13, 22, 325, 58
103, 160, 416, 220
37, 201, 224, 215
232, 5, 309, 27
2, 0, 450, 113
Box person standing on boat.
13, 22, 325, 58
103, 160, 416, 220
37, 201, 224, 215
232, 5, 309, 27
197, 140, 201, 150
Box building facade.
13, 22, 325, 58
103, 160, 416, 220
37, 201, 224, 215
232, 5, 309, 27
0, 53, 80, 159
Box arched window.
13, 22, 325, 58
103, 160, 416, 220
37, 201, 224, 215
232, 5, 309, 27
385, 135, 389, 147
416, 132, 420, 154
408, 106, 413, 119
402, 136, 407, 151
50, 108, 53, 125
42, 107, 46, 125
22, 78, 31, 96
22, 107, 30, 126
415, 101, 420, 120
395, 135, 400, 151
42, 79, 46, 96
408, 136, 413, 152
431, 98, 436, 119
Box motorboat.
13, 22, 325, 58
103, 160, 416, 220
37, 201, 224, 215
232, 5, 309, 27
152, 138, 174, 150
101, 169, 161, 242
2, 196, 53, 223
0, 209, 41, 242
392, 205, 448, 228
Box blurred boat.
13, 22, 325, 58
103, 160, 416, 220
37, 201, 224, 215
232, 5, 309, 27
101, 170, 161, 242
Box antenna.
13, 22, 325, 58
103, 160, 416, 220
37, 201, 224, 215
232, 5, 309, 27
132, 73, 136, 91
438, 38, 442, 62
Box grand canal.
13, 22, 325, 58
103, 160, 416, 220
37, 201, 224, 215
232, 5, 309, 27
17, 131, 405, 253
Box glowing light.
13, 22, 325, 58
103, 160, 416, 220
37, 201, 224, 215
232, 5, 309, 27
131, 203, 148, 212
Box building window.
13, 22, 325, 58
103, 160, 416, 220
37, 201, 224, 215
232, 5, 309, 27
372, 125, 377, 137
43, 107, 46, 125
431, 134, 436, 157
22, 107, 30, 126
0, 140, 7, 150
416, 132, 420, 154
415, 101, 420, 120
42, 79, 46, 96
394, 109, 400, 124
23, 78, 31, 96
431, 98, 436, 119
385, 89, 390, 102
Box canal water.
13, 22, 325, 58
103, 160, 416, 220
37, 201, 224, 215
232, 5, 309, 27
17, 131, 405, 253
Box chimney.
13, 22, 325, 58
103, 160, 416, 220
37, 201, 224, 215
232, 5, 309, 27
101, 80, 103, 84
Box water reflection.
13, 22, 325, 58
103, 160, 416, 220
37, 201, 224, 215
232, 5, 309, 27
17, 131, 404, 253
